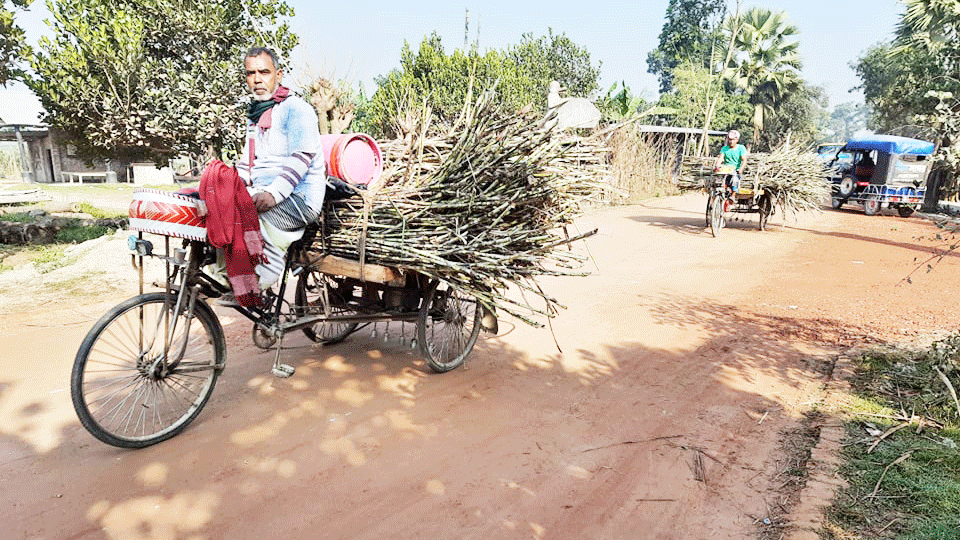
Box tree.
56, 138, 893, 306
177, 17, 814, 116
757, 83, 828, 149
826, 102, 868, 141
656, 60, 750, 136
895, 0, 960, 83
853, 1, 960, 135
364, 31, 601, 138
723, 7, 803, 145
916, 91, 960, 202
853, 43, 948, 135
0, 0, 32, 85
25, 0, 297, 164
507, 28, 601, 103
365, 34, 537, 138
646, 0, 726, 94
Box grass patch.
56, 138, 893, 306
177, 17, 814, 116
30, 244, 68, 269
71, 202, 126, 219
0, 212, 33, 222
55, 224, 111, 244
9, 244, 76, 273
44, 271, 109, 296
823, 340, 960, 539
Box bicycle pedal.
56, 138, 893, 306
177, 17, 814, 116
271, 364, 295, 378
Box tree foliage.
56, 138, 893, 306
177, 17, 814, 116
918, 92, 960, 171
0, 0, 32, 85
854, 1, 960, 135
507, 28, 601, 101
723, 7, 803, 144
854, 43, 951, 135
655, 61, 750, 137
756, 83, 827, 150
646, 0, 726, 94
895, 0, 960, 82
364, 31, 600, 138
25, 0, 297, 164
826, 102, 868, 142
364, 34, 536, 138
593, 80, 655, 122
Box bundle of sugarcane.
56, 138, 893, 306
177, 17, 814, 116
677, 155, 717, 190
318, 90, 606, 326
743, 145, 829, 216
677, 146, 828, 213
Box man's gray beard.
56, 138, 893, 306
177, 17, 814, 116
251, 92, 272, 102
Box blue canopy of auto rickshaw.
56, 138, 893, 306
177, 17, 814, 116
844, 135, 935, 155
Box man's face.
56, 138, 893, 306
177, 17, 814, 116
245, 53, 282, 102
727, 135, 739, 145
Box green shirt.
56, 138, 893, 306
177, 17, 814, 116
720, 144, 748, 171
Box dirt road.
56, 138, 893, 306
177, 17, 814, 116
2, 193, 958, 540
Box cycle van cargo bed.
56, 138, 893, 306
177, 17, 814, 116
300, 252, 405, 287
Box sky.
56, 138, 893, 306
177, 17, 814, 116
5, 0, 906, 113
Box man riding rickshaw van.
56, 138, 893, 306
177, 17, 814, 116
826, 134, 935, 217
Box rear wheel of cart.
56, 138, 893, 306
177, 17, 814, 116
863, 193, 882, 216
295, 270, 359, 344
839, 175, 857, 197
417, 280, 481, 373
897, 206, 915, 218
709, 193, 725, 237
758, 194, 772, 231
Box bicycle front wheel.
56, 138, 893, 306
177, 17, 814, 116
709, 193, 725, 237
71, 292, 225, 448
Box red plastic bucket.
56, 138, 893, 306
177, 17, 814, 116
319, 133, 383, 185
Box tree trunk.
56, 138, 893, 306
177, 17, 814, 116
922, 167, 948, 212
697, 0, 742, 157
752, 103, 763, 144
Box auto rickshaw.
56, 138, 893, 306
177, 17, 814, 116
826, 135, 935, 217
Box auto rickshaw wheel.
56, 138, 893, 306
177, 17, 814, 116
839, 175, 857, 197
863, 194, 882, 216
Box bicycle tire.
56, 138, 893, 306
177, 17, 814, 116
71, 292, 225, 448
709, 193, 725, 237
417, 280, 481, 373
295, 269, 359, 344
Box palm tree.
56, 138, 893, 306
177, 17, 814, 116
723, 8, 803, 144
895, 0, 960, 82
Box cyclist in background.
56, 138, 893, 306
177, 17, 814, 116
713, 130, 748, 202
